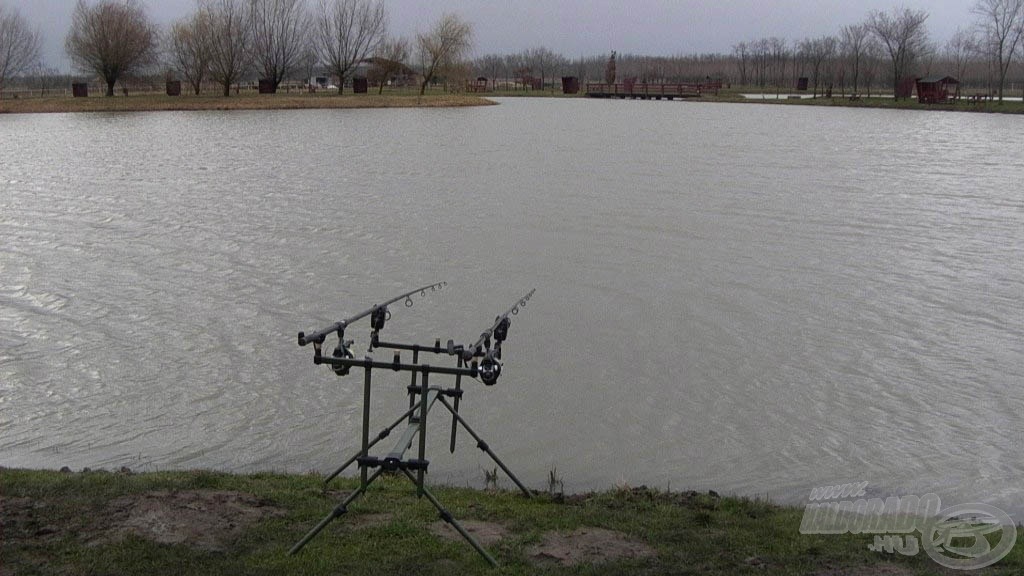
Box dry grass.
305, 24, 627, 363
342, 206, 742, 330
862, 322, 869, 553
0, 92, 496, 114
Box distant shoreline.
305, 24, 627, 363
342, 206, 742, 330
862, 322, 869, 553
0, 93, 496, 114
719, 93, 1024, 114
490, 89, 1024, 114
4, 89, 1022, 116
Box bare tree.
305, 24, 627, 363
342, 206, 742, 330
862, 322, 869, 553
169, 10, 211, 95
861, 40, 883, 97
767, 37, 789, 96
0, 4, 41, 94
416, 13, 473, 96
369, 36, 408, 93
604, 50, 616, 83
840, 24, 871, 95
64, 0, 158, 96
525, 46, 562, 90
569, 56, 587, 84
202, 0, 251, 97
946, 27, 979, 89
732, 42, 750, 86
502, 52, 523, 88
800, 36, 837, 97
296, 43, 318, 86
551, 52, 570, 88
27, 66, 71, 97
315, 0, 386, 94
866, 7, 931, 100
751, 38, 770, 87
250, 0, 309, 91
972, 0, 1024, 100
474, 53, 504, 89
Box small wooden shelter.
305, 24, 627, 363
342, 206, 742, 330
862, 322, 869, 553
915, 76, 959, 104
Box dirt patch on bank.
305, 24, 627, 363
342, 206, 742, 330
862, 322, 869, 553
93, 490, 285, 551
526, 527, 655, 566
347, 512, 393, 530
429, 519, 510, 547
0, 496, 59, 541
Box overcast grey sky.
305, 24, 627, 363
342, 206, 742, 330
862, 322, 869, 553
22, 0, 972, 72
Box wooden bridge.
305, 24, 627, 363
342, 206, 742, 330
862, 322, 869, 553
586, 81, 721, 100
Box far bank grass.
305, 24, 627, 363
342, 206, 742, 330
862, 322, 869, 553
0, 92, 494, 114
3, 468, 1021, 575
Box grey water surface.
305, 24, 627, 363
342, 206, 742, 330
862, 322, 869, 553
1, 98, 1021, 515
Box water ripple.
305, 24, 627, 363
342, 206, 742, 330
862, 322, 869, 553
1, 103, 1022, 517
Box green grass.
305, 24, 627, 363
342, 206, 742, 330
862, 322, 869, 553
2, 468, 1020, 575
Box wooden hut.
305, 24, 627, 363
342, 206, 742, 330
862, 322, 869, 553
915, 76, 959, 104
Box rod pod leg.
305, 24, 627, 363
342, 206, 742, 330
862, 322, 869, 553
322, 401, 422, 488
399, 468, 498, 567
437, 396, 532, 498
289, 468, 385, 555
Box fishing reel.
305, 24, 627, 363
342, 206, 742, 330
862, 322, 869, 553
370, 305, 389, 331
493, 316, 510, 343
332, 338, 355, 376
478, 353, 501, 386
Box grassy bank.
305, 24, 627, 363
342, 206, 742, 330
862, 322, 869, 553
0, 92, 494, 114
2, 468, 1020, 575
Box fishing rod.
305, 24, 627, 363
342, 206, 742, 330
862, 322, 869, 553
305, 284, 535, 386
460, 288, 536, 385
298, 281, 446, 375
298, 281, 446, 346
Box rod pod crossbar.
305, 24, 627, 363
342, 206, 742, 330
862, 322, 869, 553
289, 285, 536, 567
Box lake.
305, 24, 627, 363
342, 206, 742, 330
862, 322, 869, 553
1, 98, 1022, 516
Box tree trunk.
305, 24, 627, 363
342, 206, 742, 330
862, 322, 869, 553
223, 83, 230, 97
891, 63, 900, 101
419, 80, 428, 96
106, 80, 115, 97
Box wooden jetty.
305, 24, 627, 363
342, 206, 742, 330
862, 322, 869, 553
586, 81, 721, 100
